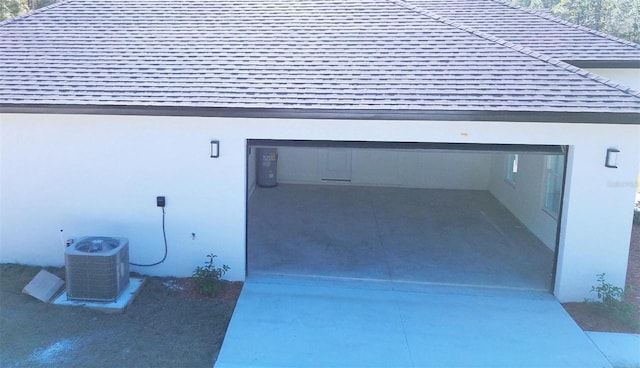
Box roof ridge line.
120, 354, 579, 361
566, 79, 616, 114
0, 0, 72, 27
489, 0, 640, 51
387, 0, 640, 100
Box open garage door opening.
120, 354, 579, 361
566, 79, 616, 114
246, 140, 566, 292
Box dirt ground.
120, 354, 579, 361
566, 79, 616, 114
1, 226, 638, 367
0, 265, 242, 368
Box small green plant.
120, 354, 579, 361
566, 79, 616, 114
586, 273, 638, 328
589, 273, 626, 305
192, 253, 230, 297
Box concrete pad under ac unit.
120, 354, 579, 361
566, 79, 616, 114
52, 278, 145, 314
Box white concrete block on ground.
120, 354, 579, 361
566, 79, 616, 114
22, 269, 64, 303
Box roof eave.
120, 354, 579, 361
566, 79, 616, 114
564, 60, 640, 69
1, 104, 638, 124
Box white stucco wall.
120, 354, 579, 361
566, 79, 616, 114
277, 147, 492, 189
488, 153, 560, 250
585, 68, 640, 91
1, 113, 638, 302
555, 137, 639, 301
0, 115, 248, 280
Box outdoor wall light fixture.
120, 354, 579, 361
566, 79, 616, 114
210, 140, 220, 158
605, 148, 619, 168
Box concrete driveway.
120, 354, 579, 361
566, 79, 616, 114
215, 278, 613, 367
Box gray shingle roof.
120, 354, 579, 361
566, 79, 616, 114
407, 0, 640, 64
1, 0, 639, 119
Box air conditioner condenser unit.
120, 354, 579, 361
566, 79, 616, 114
65, 236, 130, 302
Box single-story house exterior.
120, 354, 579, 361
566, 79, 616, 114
1, 0, 639, 302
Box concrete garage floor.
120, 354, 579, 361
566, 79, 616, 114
248, 184, 555, 291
